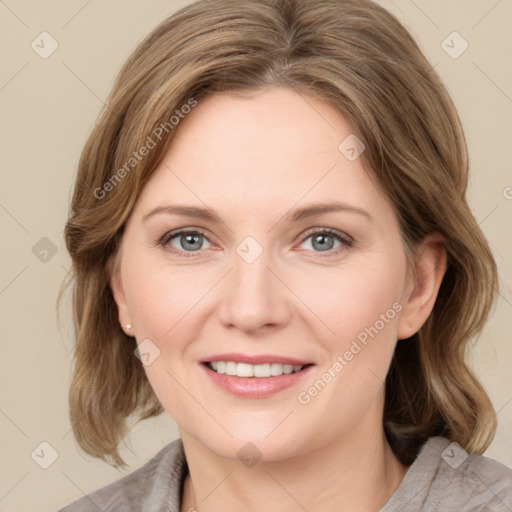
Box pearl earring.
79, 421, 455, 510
126, 324, 132, 330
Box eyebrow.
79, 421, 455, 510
142, 201, 373, 224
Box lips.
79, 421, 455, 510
200, 353, 315, 398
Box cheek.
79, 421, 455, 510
124, 265, 206, 424
123, 254, 212, 340
294, 255, 405, 353
121, 255, 216, 413
292, 264, 404, 432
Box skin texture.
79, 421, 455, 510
111, 86, 446, 511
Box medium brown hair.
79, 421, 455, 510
62, 0, 498, 467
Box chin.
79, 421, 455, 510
182, 421, 317, 464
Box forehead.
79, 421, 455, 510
133, 87, 390, 220
166, 87, 353, 168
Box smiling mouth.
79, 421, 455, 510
204, 361, 312, 377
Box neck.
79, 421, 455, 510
179, 412, 408, 512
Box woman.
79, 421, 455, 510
58, 0, 512, 510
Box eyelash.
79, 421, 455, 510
158, 227, 354, 258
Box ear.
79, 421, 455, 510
108, 253, 133, 336
397, 233, 447, 340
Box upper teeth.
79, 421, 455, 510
210, 361, 304, 377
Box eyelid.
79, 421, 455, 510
299, 227, 353, 245
159, 227, 210, 246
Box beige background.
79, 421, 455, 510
0, 1, 511, 510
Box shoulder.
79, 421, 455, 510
381, 436, 512, 512
430, 438, 512, 511
56, 438, 186, 512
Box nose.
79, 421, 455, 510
216, 249, 292, 335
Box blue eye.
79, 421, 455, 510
161, 230, 212, 255
299, 229, 353, 255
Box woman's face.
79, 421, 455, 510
112, 86, 416, 461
